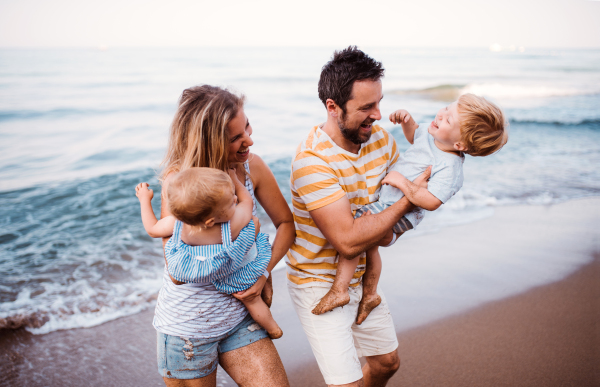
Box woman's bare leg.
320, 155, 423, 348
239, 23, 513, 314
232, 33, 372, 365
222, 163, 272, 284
162, 370, 216, 387
241, 297, 283, 339
219, 338, 290, 387
356, 246, 382, 325
311, 255, 359, 315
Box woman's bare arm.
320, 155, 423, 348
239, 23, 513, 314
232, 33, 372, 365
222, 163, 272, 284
248, 155, 295, 272
232, 155, 295, 303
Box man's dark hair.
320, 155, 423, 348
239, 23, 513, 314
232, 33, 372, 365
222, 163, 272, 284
318, 46, 385, 113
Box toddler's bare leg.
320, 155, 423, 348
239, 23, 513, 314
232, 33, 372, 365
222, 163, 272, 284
356, 246, 382, 325
311, 255, 358, 315
241, 296, 283, 339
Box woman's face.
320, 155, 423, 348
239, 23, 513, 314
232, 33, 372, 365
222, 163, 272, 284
227, 107, 254, 164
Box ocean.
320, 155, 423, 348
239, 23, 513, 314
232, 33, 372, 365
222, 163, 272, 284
1, 47, 599, 334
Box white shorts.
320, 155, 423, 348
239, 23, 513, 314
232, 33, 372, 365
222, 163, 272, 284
287, 283, 399, 385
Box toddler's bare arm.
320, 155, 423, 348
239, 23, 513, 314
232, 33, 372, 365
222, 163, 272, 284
390, 109, 419, 144
229, 169, 255, 239
135, 182, 175, 238
382, 171, 442, 211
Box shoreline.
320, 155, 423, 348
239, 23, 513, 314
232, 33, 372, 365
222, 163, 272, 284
1, 197, 599, 386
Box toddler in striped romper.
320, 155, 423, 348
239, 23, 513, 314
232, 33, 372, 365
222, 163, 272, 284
136, 167, 282, 339
312, 94, 508, 325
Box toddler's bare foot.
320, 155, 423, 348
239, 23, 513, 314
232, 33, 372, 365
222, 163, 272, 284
311, 288, 350, 315
268, 327, 283, 340
356, 293, 381, 325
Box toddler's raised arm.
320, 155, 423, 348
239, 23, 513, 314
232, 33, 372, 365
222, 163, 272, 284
228, 169, 255, 239
382, 171, 442, 211
389, 109, 419, 144
135, 182, 175, 238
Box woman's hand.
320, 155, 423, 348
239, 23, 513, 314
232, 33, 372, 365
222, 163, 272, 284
232, 274, 267, 302
261, 275, 273, 307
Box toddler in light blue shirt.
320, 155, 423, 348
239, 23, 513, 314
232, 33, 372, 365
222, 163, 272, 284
312, 94, 509, 323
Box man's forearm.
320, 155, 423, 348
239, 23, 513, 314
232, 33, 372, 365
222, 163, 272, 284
340, 196, 413, 257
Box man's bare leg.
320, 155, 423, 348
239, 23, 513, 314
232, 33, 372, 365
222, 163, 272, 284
356, 246, 382, 325
327, 349, 399, 387
219, 337, 290, 387
363, 349, 401, 386
311, 255, 359, 315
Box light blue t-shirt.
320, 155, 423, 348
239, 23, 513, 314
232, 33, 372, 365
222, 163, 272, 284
378, 124, 465, 228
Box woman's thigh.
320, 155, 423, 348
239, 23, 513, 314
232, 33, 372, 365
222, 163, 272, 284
219, 337, 289, 387
158, 332, 221, 385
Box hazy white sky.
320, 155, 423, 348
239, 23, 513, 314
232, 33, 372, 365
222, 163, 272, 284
1, 0, 599, 48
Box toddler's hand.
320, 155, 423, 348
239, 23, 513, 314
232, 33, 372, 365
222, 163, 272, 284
389, 109, 413, 125
135, 182, 153, 201
382, 171, 407, 188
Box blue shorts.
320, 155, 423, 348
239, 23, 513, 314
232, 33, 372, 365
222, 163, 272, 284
157, 314, 269, 379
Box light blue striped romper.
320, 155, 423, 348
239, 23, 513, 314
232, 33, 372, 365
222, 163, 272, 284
164, 163, 272, 294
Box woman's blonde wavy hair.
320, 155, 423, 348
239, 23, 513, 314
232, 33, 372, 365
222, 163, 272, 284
160, 85, 245, 182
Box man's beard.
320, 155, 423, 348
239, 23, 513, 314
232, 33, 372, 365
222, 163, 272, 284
338, 113, 374, 145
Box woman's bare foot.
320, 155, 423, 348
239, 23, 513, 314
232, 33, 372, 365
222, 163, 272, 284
268, 327, 283, 340
311, 287, 350, 315
356, 293, 381, 325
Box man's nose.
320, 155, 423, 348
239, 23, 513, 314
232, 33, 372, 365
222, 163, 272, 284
371, 107, 382, 121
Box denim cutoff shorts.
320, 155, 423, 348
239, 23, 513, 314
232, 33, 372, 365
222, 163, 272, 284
157, 314, 269, 379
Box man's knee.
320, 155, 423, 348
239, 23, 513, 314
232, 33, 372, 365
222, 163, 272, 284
369, 350, 400, 375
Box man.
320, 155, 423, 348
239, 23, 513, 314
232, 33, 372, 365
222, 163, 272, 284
285, 46, 430, 386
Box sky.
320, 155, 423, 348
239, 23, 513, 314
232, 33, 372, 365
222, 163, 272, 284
0, 0, 599, 48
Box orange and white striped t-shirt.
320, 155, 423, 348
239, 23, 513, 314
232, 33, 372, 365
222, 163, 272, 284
286, 124, 400, 288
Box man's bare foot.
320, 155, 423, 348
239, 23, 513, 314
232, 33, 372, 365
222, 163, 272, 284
311, 288, 350, 315
262, 275, 273, 308
356, 293, 381, 325
268, 328, 283, 340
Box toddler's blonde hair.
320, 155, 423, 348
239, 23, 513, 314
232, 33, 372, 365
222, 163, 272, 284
458, 94, 508, 157
167, 168, 234, 226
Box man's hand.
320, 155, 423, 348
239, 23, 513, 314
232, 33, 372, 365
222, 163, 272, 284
135, 182, 153, 202
233, 274, 267, 302
412, 166, 431, 189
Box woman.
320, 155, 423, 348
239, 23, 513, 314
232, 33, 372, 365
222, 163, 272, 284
154, 85, 294, 386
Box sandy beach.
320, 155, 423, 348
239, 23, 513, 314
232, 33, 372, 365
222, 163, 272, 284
1, 197, 598, 386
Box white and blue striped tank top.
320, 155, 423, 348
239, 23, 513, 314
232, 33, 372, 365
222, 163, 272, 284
153, 162, 259, 339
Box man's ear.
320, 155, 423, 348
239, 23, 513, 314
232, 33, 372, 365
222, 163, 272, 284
454, 142, 468, 152
204, 217, 215, 228
326, 99, 339, 118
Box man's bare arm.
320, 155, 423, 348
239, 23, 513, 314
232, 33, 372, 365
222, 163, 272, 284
311, 167, 431, 257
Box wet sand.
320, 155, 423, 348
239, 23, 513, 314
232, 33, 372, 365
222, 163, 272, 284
288, 254, 600, 387
1, 198, 599, 386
